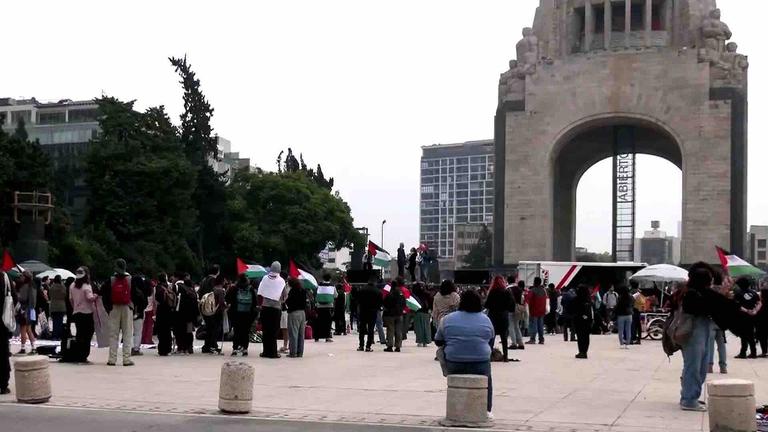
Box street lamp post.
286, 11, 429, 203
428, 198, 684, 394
381, 220, 387, 249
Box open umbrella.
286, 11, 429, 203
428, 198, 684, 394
630, 264, 688, 283
36, 268, 76, 280
18, 260, 53, 275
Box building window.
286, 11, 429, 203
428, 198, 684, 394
68, 108, 99, 123
38, 111, 66, 125
758, 239, 767, 248
11, 110, 31, 125
0, 112, 6, 125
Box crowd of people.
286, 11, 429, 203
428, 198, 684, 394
1, 256, 768, 417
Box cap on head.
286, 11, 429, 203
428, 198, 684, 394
270, 261, 281, 273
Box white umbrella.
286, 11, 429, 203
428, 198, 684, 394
630, 264, 688, 283
36, 268, 76, 280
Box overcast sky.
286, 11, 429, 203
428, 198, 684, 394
3, 0, 764, 255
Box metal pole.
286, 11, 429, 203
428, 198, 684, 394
381, 220, 387, 249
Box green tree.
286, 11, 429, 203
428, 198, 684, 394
170, 56, 229, 268
223, 169, 360, 268
462, 224, 493, 269
81, 97, 198, 278
276, 148, 334, 191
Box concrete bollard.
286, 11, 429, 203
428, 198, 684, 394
439, 374, 492, 428
707, 379, 757, 432
13, 355, 51, 404
218, 360, 254, 414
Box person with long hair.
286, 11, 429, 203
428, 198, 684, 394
432, 280, 460, 328
154, 273, 175, 356
485, 276, 513, 362
435, 289, 495, 419
229, 273, 261, 357
615, 285, 634, 349
573, 284, 593, 359
508, 278, 526, 350
411, 282, 432, 347
68, 267, 96, 363
15, 271, 37, 355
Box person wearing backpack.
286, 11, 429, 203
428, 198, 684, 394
154, 273, 175, 356
201, 275, 226, 354
227, 273, 259, 356
315, 274, 337, 343
101, 258, 135, 366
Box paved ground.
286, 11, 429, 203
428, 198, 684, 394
2, 332, 766, 431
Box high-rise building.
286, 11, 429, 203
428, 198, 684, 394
210, 137, 251, 181
748, 225, 768, 268
638, 221, 680, 265
420, 140, 494, 271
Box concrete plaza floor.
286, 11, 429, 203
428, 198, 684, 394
2, 332, 765, 431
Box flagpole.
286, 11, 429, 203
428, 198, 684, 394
381, 220, 387, 250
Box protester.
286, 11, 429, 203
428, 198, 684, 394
201, 275, 226, 355
130, 275, 150, 356
615, 285, 633, 349
173, 275, 199, 355
257, 263, 287, 358
285, 278, 307, 358
0, 270, 15, 394
757, 285, 768, 357
604, 285, 618, 323
224, 274, 256, 357
141, 279, 156, 345
333, 283, 347, 336
397, 243, 407, 278
154, 273, 175, 356
630, 281, 644, 344
15, 271, 37, 354
734, 277, 760, 359
68, 267, 95, 363
432, 280, 460, 328
559, 286, 577, 342
507, 278, 525, 350
315, 274, 336, 343
48, 275, 67, 340
526, 277, 547, 345
708, 276, 728, 374
573, 284, 593, 359
434, 289, 495, 419
485, 276, 512, 362
100, 259, 134, 366
356, 277, 382, 352
407, 248, 418, 282
198, 265, 220, 300
383, 279, 406, 352
401, 281, 414, 341
412, 282, 432, 347
545, 283, 558, 334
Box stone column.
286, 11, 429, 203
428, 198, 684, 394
707, 379, 757, 432
218, 361, 254, 414
13, 355, 51, 404
440, 375, 492, 428
645, 0, 653, 47
604, 0, 612, 50
624, 0, 631, 48
584, 0, 593, 52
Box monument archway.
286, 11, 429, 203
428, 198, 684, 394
552, 115, 683, 261
493, 0, 748, 266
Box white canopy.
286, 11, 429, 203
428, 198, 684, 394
629, 264, 688, 283
36, 268, 76, 280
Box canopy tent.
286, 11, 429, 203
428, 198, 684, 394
17, 260, 53, 275
629, 264, 688, 283
36, 268, 76, 280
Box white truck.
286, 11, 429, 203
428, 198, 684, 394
517, 261, 647, 290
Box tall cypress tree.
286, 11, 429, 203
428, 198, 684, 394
170, 56, 228, 269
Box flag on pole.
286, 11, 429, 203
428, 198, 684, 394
716, 246, 766, 278
236, 258, 268, 279
382, 284, 421, 312
1, 250, 23, 277
289, 259, 318, 290
367, 241, 392, 268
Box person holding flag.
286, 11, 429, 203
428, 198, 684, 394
314, 274, 337, 342
256, 262, 287, 358
382, 279, 407, 352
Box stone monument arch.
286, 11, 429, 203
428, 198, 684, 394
493, 0, 748, 266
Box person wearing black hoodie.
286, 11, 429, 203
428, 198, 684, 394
383, 280, 406, 352
355, 278, 383, 352
734, 277, 760, 359
573, 284, 594, 359
228, 274, 261, 357
154, 273, 175, 356
333, 284, 347, 336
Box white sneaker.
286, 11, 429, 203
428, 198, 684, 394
487, 412, 494, 420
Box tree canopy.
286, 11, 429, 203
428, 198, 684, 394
462, 224, 493, 269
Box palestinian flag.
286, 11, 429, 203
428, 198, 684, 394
716, 246, 766, 278
236, 258, 267, 279
316, 284, 336, 304
367, 241, 392, 268
382, 284, 421, 312
289, 259, 318, 290
1, 250, 23, 278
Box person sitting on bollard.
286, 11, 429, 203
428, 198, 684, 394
434, 289, 495, 419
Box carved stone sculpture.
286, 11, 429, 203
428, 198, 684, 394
721, 42, 748, 84
699, 9, 732, 64
499, 60, 526, 103
516, 27, 539, 75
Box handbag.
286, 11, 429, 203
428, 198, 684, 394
2, 273, 16, 333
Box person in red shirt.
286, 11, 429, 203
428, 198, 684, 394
525, 277, 548, 345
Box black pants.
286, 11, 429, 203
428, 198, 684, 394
0, 329, 9, 391
561, 317, 575, 341
334, 309, 347, 335
315, 308, 334, 340
51, 312, 65, 340
203, 315, 222, 352
757, 323, 768, 356
408, 266, 416, 282
260, 308, 280, 357
575, 319, 591, 355
739, 328, 757, 357
398, 264, 405, 277
359, 313, 376, 349
231, 311, 254, 353
73, 313, 95, 362
489, 313, 509, 360
173, 320, 192, 353
155, 314, 173, 356
631, 309, 642, 343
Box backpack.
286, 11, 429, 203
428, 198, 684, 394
663, 305, 693, 356
162, 285, 176, 309
111, 276, 132, 306
200, 292, 217, 317
237, 288, 253, 313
